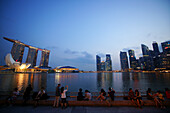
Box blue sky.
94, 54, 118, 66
0, 0, 170, 71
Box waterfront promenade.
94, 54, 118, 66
0, 105, 170, 113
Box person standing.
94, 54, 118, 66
61, 85, 68, 109
53, 84, 61, 108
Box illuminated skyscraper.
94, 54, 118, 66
161, 41, 170, 53
96, 55, 101, 71
120, 51, 129, 71
101, 61, 106, 71
105, 54, 112, 71
40, 50, 50, 67
128, 49, 138, 70
160, 41, 170, 69
26, 47, 38, 67
141, 44, 154, 70
11, 41, 25, 62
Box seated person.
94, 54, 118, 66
77, 88, 84, 101
165, 88, 170, 99
154, 90, 166, 109
108, 87, 115, 101
146, 88, 154, 100
84, 90, 91, 101
135, 89, 143, 108
96, 88, 106, 101
128, 88, 135, 104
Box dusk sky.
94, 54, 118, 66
0, 0, 170, 71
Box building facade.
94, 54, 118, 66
96, 55, 101, 71
101, 61, 106, 71
120, 51, 129, 71
105, 54, 112, 71
26, 47, 38, 67
128, 49, 138, 70
152, 41, 160, 57
11, 41, 25, 63
40, 50, 50, 67
141, 44, 154, 70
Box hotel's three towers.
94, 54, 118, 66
3, 37, 50, 67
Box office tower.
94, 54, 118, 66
141, 44, 150, 56
128, 49, 138, 70
96, 55, 101, 71
101, 61, 106, 71
105, 54, 112, 71
138, 57, 145, 70
26, 47, 38, 67
160, 41, 170, 69
161, 41, 170, 53
152, 41, 160, 57
11, 41, 25, 62
40, 50, 50, 67
141, 44, 154, 70
120, 51, 129, 71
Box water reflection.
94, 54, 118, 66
0, 72, 170, 95
97, 73, 113, 91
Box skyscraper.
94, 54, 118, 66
152, 41, 160, 57
120, 51, 129, 71
26, 47, 38, 67
101, 61, 106, 71
105, 54, 112, 71
161, 41, 170, 53
160, 41, 170, 69
11, 41, 25, 63
141, 44, 150, 56
96, 55, 101, 71
128, 49, 138, 70
141, 44, 154, 70
40, 50, 50, 67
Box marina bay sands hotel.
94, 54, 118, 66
3, 37, 50, 67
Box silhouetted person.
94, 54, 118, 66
23, 84, 33, 104
77, 88, 84, 101
53, 84, 61, 108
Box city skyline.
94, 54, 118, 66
0, 0, 170, 71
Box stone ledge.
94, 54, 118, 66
1, 100, 170, 107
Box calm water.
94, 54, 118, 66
0, 72, 170, 95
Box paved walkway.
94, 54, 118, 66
0, 105, 169, 113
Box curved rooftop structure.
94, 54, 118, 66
57, 66, 77, 69
55, 66, 79, 73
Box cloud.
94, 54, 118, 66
64, 49, 79, 54
64, 51, 95, 70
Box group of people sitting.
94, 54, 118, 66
128, 88, 167, 109
146, 88, 166, 109
7, 84, 170, 109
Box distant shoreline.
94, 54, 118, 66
0, 70, 170, 74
